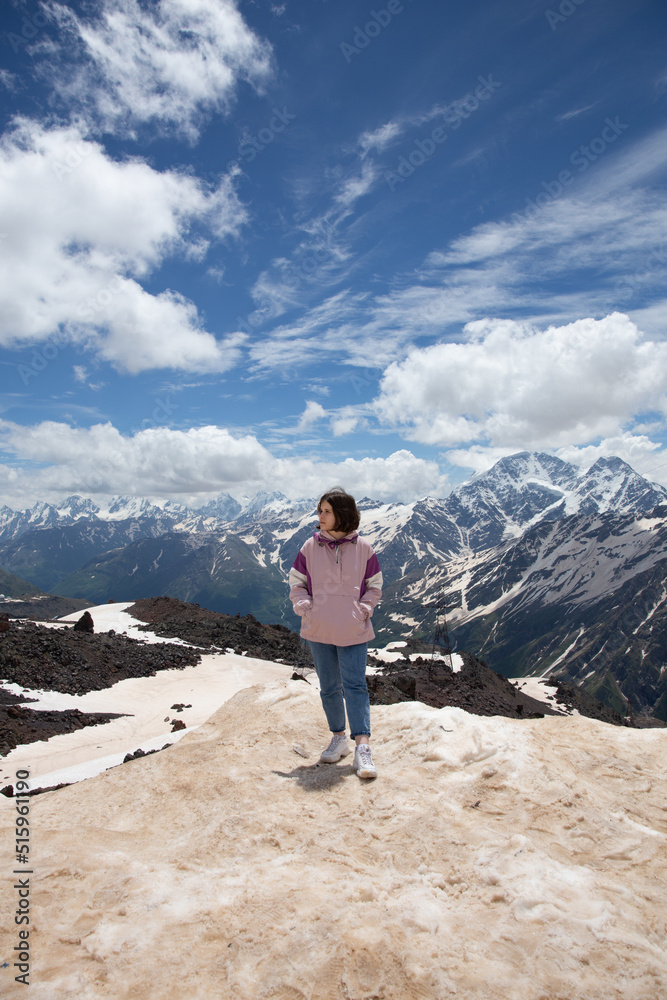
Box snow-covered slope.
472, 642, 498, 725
1, 680, 664, 999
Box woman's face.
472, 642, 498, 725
318, 501, 338, 533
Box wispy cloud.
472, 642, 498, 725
334, 159, 379, 209
555, 103, 598, 122
245, 125, 667, 438
359, 121, 404, 156
40, 0, 273, 141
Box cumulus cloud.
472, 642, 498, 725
331, 412, 360, 437
555, 435, 666, 477
0, 422, 450, 506
297, 401, 327, 430
42, 0, 273, 140
271, 450, 451, 503
0, 420, 272, 497
0, 120, 246, 372
373, 314, 667, 448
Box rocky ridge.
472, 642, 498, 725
126, 595, 313, 669
1, 596, 638, 762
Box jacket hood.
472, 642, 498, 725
314, 530, 359, 549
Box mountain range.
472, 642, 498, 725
1, 452, 666, 721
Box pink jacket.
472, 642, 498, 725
289, 530, 383, 646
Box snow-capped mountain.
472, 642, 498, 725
1, 452, 666, 718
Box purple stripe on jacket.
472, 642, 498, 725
360, 552, 381, 600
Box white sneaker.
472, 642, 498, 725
353, 743, 377, 779
320, 734, 350, 763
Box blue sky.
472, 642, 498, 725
1, 0, 667, 507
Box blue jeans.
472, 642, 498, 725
307, 641, 371, 739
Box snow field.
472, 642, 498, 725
0, 603, 290, 791
1, 681, 665, 999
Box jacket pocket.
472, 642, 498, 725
352, 600, 370, 623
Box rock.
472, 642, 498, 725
73, 611, 95, 633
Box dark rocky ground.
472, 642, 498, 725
1, 690, 125, 757
367, 647, 630, 725
0, 597, 312, 755
0, 610, 202, 754
0, 597, 636, 760
0, 618, 201, 695
127, 595, 313, 670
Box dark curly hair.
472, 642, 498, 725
317, 486, 360, 534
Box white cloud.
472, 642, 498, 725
331, 413, 359, 437
0, 420, 272, 497
43, 0, 273, 140
373, 314, 667, 448
297, 401, 326, 429
0, 422, 450, 506
0, 69, 18, 92
554, 434, 664, 474
247, 128, 667, 379
555, 104, 598, 122
359, 121, 403, 157
271, 450, 451, 503
334, 159, 379, 209
0, 120, 247, 373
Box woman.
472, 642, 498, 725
289, 487, 383, 778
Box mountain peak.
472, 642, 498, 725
585, 455, 632, 474
56, 495, 101, 518
576, 455, 667, 514
479, 451, 579, 489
